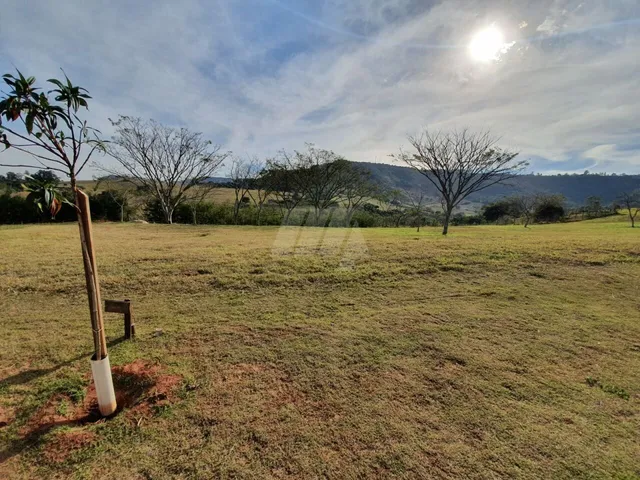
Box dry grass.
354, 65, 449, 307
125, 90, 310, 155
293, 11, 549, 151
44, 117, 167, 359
0, 217, 639, 479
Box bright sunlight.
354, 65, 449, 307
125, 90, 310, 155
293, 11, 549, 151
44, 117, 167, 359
468, 25, 510, 62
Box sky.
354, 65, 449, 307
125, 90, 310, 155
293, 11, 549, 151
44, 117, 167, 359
1, 0, 639, 178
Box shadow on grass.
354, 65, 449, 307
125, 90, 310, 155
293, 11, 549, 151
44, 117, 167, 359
0, 410, 103, 464
0, 337, 126, 390
0, 350, 177, 464
0, 338, 128, 463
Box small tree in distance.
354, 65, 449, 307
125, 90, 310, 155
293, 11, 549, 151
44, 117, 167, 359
264, 155, 305, 225
291, 144, 351, 225
229, 156, 259, 224
393, 129, 527, 235
619, 190, 640, 227
105, 116, 229, 224
513, 193, 540, 228
534, 194, 565, 223
248, 165, 274, 226
94, 176, 136, 222
403, 190, 429, 232
341, 164, 379, 227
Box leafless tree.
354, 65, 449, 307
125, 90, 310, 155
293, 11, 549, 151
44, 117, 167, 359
341, 164, 379, 226
247, 164, 273, 226
513, 193, 540, 228
264, 154, 305, 225
393, 129, 526, 235
229, 156, 259, 224
94, 176, 136, 222
104, 116, 229, 224
403, 190, 429, 232
619, 190, 640, 228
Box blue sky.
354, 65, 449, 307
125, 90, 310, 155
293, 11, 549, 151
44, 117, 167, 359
1, 0, 639, 177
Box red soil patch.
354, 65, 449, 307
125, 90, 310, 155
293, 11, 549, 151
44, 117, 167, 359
43, 430, 97, 463
89, 359, 182, 419
22, 360, 182, 438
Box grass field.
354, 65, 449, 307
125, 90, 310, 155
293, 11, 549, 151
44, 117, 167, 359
1, 217, 639, 479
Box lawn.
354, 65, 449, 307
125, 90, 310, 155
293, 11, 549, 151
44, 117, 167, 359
0, 218, 639, 479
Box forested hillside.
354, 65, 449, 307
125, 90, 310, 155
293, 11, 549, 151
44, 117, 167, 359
356, 162, 640, 205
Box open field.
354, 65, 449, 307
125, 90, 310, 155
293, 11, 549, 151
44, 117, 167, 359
1, 217, 639, 479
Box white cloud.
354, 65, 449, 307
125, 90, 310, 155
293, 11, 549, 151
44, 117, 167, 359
1, 0, 639, 177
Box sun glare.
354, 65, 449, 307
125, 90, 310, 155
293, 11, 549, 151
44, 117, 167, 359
469, 25, 507, 62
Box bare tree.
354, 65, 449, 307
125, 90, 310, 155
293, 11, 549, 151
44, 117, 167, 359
104, 116, 229, 224
341, 164, 379, 226
401, 190, 429, 232
619, 190, 640, 228
393, 129, 526, 235
264, 154, 305, 225
94, 176, 136, 222
513, 193, 540, 228
229, 156, 259, 224
247, 165, 273, 226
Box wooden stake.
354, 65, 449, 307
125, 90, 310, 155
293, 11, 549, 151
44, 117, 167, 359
76, 190, 108, 360
105, 299, 135, 339
124, 299, 134, 339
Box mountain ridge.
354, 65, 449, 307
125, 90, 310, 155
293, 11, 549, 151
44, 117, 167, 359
354, 161, 640, 205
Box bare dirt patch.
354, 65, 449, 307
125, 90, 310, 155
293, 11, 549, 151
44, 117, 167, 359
23, 360, 182, 436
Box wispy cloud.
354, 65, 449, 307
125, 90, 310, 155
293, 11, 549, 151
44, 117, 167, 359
1, 0, 639, 177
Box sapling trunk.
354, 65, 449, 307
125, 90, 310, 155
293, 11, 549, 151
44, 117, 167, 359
75, 188, 108, 360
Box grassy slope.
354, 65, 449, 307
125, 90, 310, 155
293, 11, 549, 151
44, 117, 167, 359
75, 180, 240, 204
0, 218, 639, 479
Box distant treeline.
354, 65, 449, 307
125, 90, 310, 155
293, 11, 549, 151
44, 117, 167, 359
0, 169, 623, 228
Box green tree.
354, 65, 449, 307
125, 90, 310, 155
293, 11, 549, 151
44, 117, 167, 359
31, 169, 61, 185
534, 195, 565, 223
585, 196, 602, 218
0, 69, 110, 366
0, 171, 23, 191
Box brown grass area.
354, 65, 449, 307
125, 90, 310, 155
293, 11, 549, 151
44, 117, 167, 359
0, 219, 639, 478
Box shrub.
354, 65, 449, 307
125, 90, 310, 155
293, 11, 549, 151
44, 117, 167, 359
0, 192, 76, 224
534, 196, 566, 223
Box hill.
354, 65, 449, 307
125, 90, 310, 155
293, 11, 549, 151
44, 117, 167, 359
356, 162, 640, 206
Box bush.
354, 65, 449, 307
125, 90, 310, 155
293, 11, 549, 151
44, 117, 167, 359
0, 193, 34, 223
534, 197, 565, 223
143, 198, 167, 223
451, 213, 485, 225
482, 197, 520, 222
0, 192, 76, 224
350, 210, 379, 228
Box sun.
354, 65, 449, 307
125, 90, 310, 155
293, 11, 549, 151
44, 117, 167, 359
469, 25, 507, 62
